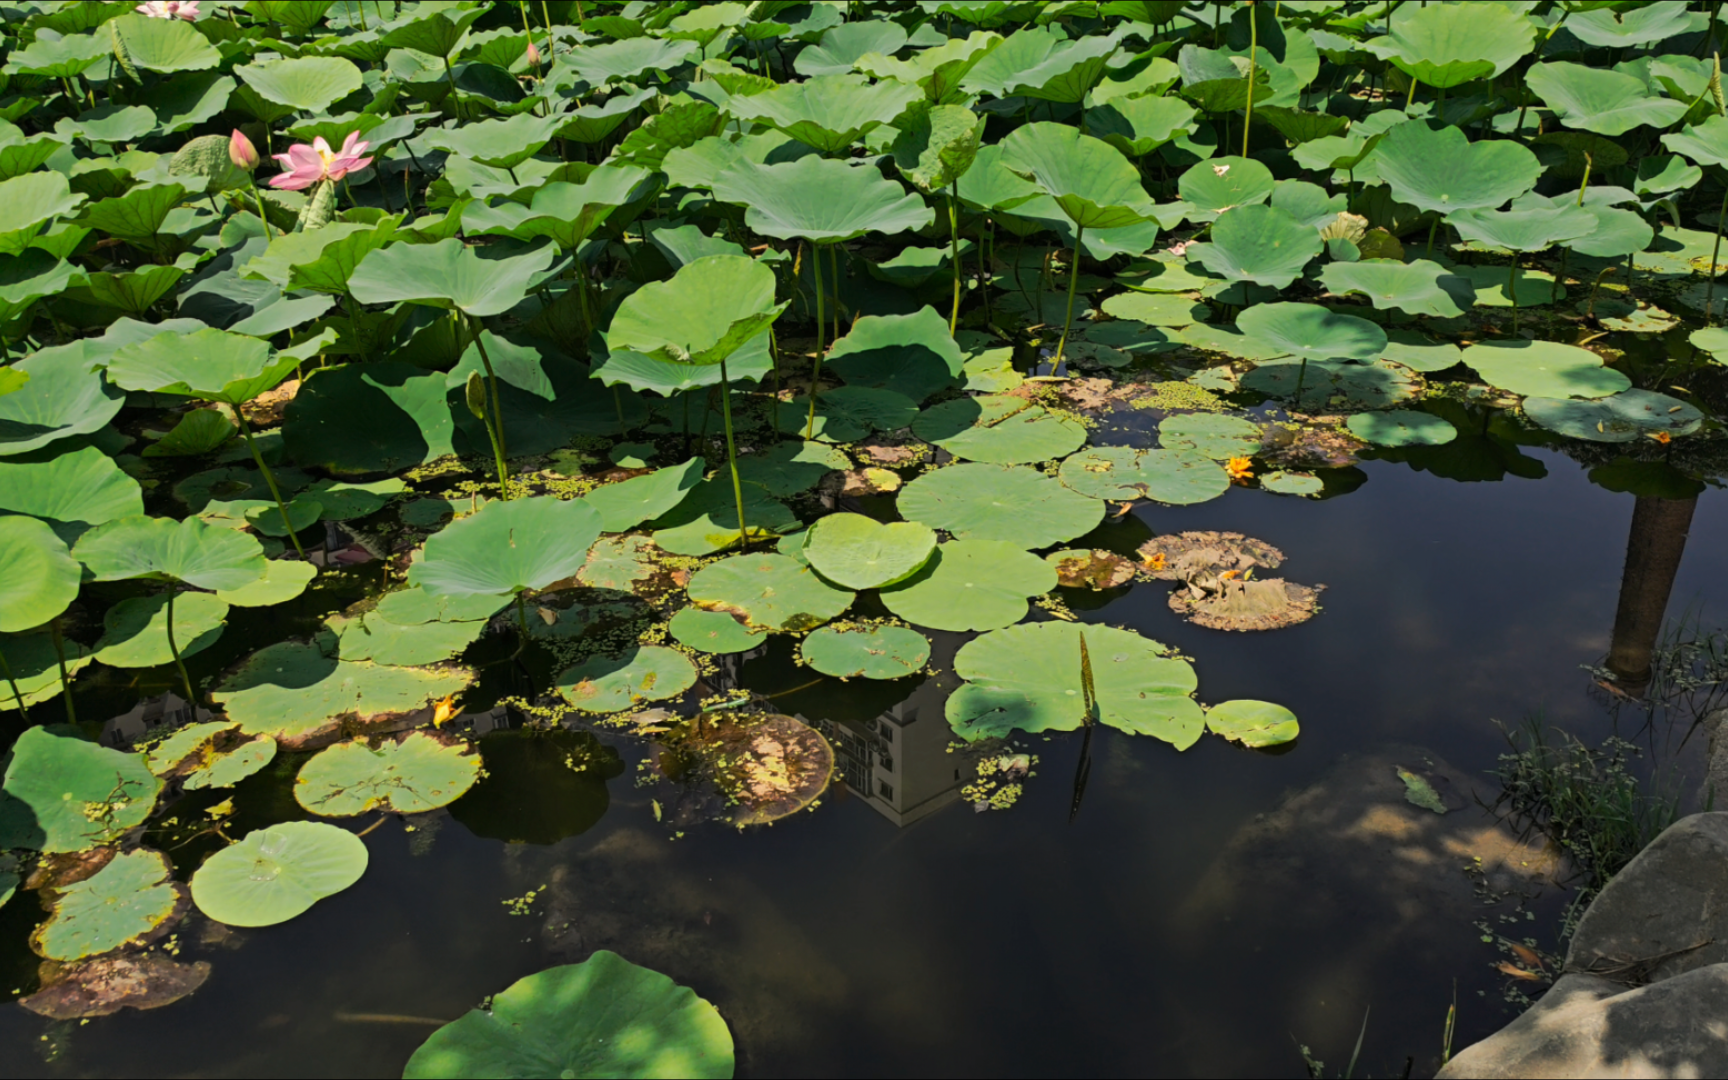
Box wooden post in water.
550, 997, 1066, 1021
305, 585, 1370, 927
1605, 495, 1699, 693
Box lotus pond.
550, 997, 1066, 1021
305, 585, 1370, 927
3, 0, 1728, 1075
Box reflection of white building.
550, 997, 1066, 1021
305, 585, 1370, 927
100, 693, 210, 749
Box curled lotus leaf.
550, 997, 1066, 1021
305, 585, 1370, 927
34, 849, 183, 962
803, 513, 936, 590
668, 608, 767, 655
1057, 446, 1229, 506
0, 515, 81, 632
1158, 414, 1262, 460
555, 646, 699, 714
1526, 62, 1688, 138
108, 328, 296, 405
1206, 700, 1300, 748
912, 394, 1087, 465
190, 820, 367, 928
1169, 576, 1324, 632
1346, 410, 1458, 447
1363, 2, 1535, 88
1, 726, 160, 853
687, 553, 854, 631
1461, 340, 1631, 400
897, 463, 1104, 549
1183, 204, 1321, 289
74, 514, 266, 592
729, 73, 923, 154
295, 731, 480, 817
879, 539, 1055, 632
0, 445, 143, 535
999, 122, 1159, 230
606, 254, 786, 367
947, 622, 1203, 747
801, 624, 929, 680
411, 497, 603, 598
282, 362, 457, 478
1523, 390, 1704, 443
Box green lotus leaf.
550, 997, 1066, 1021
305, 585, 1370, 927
80, 181, 192, 244
410, 497, 602, 598
1236, 302, 1387, 362
295, 478, 405, 522
1206, 699, 1299, 748
0, 630, 92, 712
858, 30, 1002, 104
594, 338, 773, 397
1088, 95, 1197, 158
1346, 409, 1458, 447
1268, 180, 1348, 230
878, 539, 1054, 632
56, 105, 157, 146
610, 101, 727, 172
108, 328, 297, 405
94, 592, 228, 669
1381, 330, 1463, 373
668, 607, 766, 655
912, 394, 1087, 465
733, 440, 850, 497
0, 246, 83, 316
2, 726, 160, 853
237, 57, 364, 112
74, 514, 266, 591
1242, 358, 1421, 411
295, 731, 479, 817
687, 552, 854, 632
1319, 258, 1475, 318
283, 220, 402, 295
1184, 204, 1321, 289
34, 849, 181, 962
1523, 389, 1703, 443
555, 646, 699, 713
449, 360, 645, 459
464, 165, 654, 250
349, 237, 558, 317
1568, 4, 1696, 48
803, 513, 936, 590
174, 465, 311, 514
142, 410, 236, 459
1364, 2, 1534, 87
180, 731, 277, 791
1254, 106, 1350, 146
557, 87, 656, 145
1178, 155, 1275, 220
372, 586, 508, 626
562, 37, 699, 84
1057, 446, 1229, 505
946, 621, 1203, 746
651, 479, 797, 556
897, 463, 1103, 549
425, 111, 564, 171
1461, 340, 1632, 399
281, 361, 456, 477
1371, 122, 1541, 215
0, 445, 142, 536
1455, 265, 1565, 308
1568, 205, 1654, 260
964, 23, 1118, 102
403, 951, 733, 1080
890, 102, 986, 194
0, 515, 80, 633
242, 221, 374, 287
730, 73, 922, 154
607, 255, 785, 367
777, 385, 919, 442
954, 142, 1043, 214
4, 32, 110, 78
1662, 114, 1728, 168
327, 608, 485, 667
1690, 326, 1728, 357
190, 820, 367, 928
0, 173, 84, 256
1260, 470, 1324, 497
71, 263, 187, 316
710, 157, 934, 243
211, 639, 473, 742
1290, 129, 1387, 173
1526, 62, 1687, 137
1447, 204, 1596, 253
1098, 291, 1212, 326
999, 122, 1157, 230
583, 458, 704, 533
802, 624, 929, 680
1157, 413, 1262, 459
111, 11, 220, 72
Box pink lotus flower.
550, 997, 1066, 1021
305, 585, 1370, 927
268, 132, 374, 191
1165, 240, 1192, 257
229, 129, 259, 171
136, 0, 199, 19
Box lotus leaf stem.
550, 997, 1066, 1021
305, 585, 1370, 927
49, 619, 74, 724
806, 241, 826, 439
768, 326, 782, 433
163, 586, 197, 708
1508, 258, 1520, 333
719, 357, 749, 552
1243, 8, 1258, 158
464, 313, 514, 500
1055, 224, 1085, 364
1708, 185, 1728, 321
0, 647, 30, 721
1587, 266, 1617, 319
232, 409, 308, 562
948, 180, 962, 333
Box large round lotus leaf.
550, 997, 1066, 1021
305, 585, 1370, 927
295, 732, 480, 817
912, 394, 1087, 465
1523, 390, 1704, 443
799, 20, 910, 77
947, 622, 1203, 747
1158, 413, 1262, 459
34, 849, 181, 962
1363, 2, 1535, 88
374, 586, 507, 626
0, 343, 125, 457
1462, 340, 1631, 400
729, 72, 922, 154
651, 479, 798, 557
1242, 359, 1421, 410
1447, 204, 1596, 253
803, 513, 936, 590
73, 514, 266, 591
1526, 62, 1687, 138
211, 640, 473, 742
1, 726, 160, 853
734, 441, 850, 497
282, 362, 456, 477
1097, 291, 1212, 327
1236, 302, 1387, 362
327, 610, 486, 667
879, 540, 1056, 632
1381, 329, 1463, 373
687, 553, 854, 631
555, 646, 699, 713
0, 444, 142, 533
0, 516, 79, 632
999, 122, 1158, 230
411, 497, 602, 598
1346, 410, 1458, 447
710, 156, 934, 244
1184, 204, 1322, 289
606, 255, 785, 366
1179, 323, 1300, 362
190, 821, 367, 928
778, 385, 919, 442
802, 625, 929, 680
448, 730, 621, 846
825, 307, 965, 403
1320, 259, 1475, 318
1568, 3, 1694, 47
1057, 446, 1229, 505
236, 55, 362, 111
1177, 155, 1275, 217
403, 950, 734, 1080
668, 608, 767, 655
349, 238, 560, 319
0, 631, 92, 711
1569, 204, 1653, 260
1370, 122, 1542, 215
583, 458, 704, 533
425, 112, 563, 171
108, 328, 297, 405
94, 592, 228, 669
898, 463, 1103, 549
1206, 700, 1300, 748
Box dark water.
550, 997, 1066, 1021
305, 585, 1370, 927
2, 440, 1723, 1078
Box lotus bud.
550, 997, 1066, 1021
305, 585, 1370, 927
229, 129, 259, 172
464, 371, 488, 420
526, 39, 541, 66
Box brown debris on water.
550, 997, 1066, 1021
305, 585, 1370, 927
21, 953, 212, 1020
1048, 549, 1136, 589
665, 711, 835, 828
1168, 576, 1323, 631
1137, 531, 1286, 580
1259, 417, 1365, 470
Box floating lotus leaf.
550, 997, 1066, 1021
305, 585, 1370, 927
583, 458, 705, 533
1346, 410, 1458, 447
1585, 299, 1679, 335
1236, 302, 1387, 362
282, 362, 456, 477
1057, 446, 1229, 505
1178, 156, 1275, 219
206, 560, 313, 609
295, 731, 479, 817
1363, 2, 1535, 88
912, 394, 1087, 465
1170, 577, 1324, 632
93, 592, 228, 669
1381, 329, 1463, 373
1461, 340, 1631, 400
1527, 62, 1687, 137
668, 608, 766, 655
145, 722, 278, 791
1206, 700, 1300, 748
1260, 470, 1324, 497
1242, 359, 1420, 410
1046, 548, 1136, 589
190, 821, 367, 928
825, 307, 965, 402
1159, 414, 1262, 459
947, 622, 1202, 746
370, 587, 504, 627
18, 952, 211, 1021
146, 721, 236, 776
575, 535, 658, 593
1179, 323, 1295, 362
327, 608, 485, 667
650, 479, 798, 557
34, 849, 182, 962
0, 445, 142, 535
1370, 122, 1541, 215
607, 255, 785, 367
734, 441, 850, 497
801, 624, 929, 680
212, 640, 472, 744
879, 539, 1055, 632
999, 122, 1157, 230
711, 157, 933, 243
1523, 390, 1704, 443
74, 514, 266, 592
411, 497, 602, 599
1184, 204, 1321, 289
803, 513, 936, 590
1319, 259, 1475, 318
1, 727, 160, 853
555, 646, 699, 713
0, 343, 124, 457
1690, 326, 1728, 357
779, 385, 919, 442
898, 463, 1102, 549
1098, 291, 1212, 326
687, 553, 854, 631
0, 516, 80, 632
403, 951, 733, 1080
